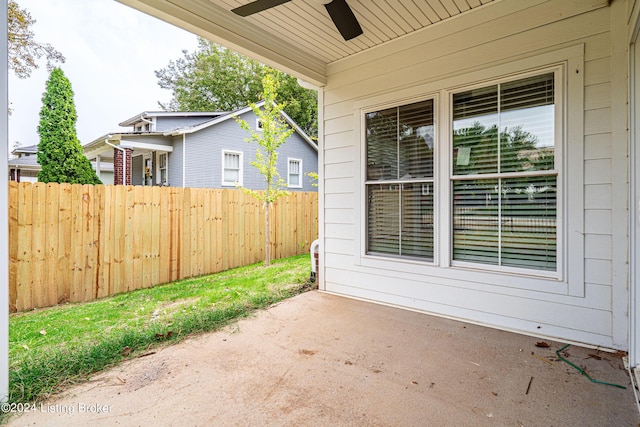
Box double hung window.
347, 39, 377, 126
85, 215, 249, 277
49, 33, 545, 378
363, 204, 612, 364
158, 153, 168, 185
288, 159, 302, 188
222, 150, 243, 186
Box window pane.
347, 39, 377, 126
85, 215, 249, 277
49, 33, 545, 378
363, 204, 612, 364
401, 183, 434, 259
501, 176, 556, 270
453, 177, 557, 270
289, 160, 300, 175
453, 86, 499, 175
500, 73, 555, 173
225, 153, 239, 169
366, 108, 398, 180
399, 100, 434, 179
224, 169, 238, 183
367, 184, 399, 255
453, 180, 499, 265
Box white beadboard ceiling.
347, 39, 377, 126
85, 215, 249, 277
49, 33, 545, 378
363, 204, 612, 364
118, 0, 498, 85
215, 0, 496, 63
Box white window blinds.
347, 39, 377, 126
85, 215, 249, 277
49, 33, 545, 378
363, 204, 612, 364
366, 99, 435, 260
451, 73, 557, 271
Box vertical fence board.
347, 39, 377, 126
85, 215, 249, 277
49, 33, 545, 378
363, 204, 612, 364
112, 185, 125, 295
92, 185, 105, 299
158, 187, 170, 284
30, 183, 46, 308
202, 189, 212, 274
82, 185, 96, 302
151, 186, 161, 286
141, 186, 151, 288
16, 183, 33, 311
194, 188, 204, 276
57, 184, 72, 304
214, 190, 223, 272
99, 185, 112, 299
45, 183, 59, 307
170, 187, 181, 281
70, 185, 83, 302
122, 186, 134, 292
8, 182, 18, 312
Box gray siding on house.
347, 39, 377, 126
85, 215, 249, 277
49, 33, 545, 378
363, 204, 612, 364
181, 110, 318, 191
168, 135, 183, 187
154, 116, 219, 132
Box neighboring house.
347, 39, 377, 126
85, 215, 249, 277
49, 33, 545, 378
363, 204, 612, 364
83, 104, 318, 191
8, 145, 38, 182
8, 144, 114, 184
120, 0, 640, 374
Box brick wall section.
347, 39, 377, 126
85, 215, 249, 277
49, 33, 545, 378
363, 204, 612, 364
113, 148, 133, 185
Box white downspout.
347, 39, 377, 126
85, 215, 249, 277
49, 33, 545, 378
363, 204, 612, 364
182, 134, 186, 188
105, 140, 127, 185
1, 1, 9, 404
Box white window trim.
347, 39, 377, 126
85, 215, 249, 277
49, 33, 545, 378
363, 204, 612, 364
221, 149, 243, 187
157, 152, 168, 186
256, 118, 264, 132
354, 45, 584, 296
288, 158, 303, 188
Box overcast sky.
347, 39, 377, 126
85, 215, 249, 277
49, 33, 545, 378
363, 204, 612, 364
8, 0, 199, 150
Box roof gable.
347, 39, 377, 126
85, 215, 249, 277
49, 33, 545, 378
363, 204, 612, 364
167, 101, 318, 152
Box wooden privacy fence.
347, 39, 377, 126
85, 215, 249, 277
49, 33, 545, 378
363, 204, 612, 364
8, 182, 318, 312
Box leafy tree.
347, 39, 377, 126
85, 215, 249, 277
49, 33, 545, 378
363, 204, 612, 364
156, 38, 317, 137
8, 0, 65, 79
236, 71, 294, 266
37, 68, 101, 184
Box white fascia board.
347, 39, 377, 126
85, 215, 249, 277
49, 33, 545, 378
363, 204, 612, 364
119, 140, 174, 152
279, 109, 318, 152
115, 0, 327, 87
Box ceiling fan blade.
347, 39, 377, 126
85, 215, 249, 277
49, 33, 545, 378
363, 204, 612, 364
324, 0, 363, 41
232, 0, 292, 17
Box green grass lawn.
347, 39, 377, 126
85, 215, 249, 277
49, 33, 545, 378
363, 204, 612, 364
5, 254, 313, 414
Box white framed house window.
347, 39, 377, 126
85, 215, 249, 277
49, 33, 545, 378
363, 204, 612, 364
256, 118, 264, 132
288, 158, 303, 188
365, 99, 435, 260
158, 153, 168, 186
359, 46, 582, 292
363, 69, 563, 276
222, 150, 243, 186
450, 71, 560, 274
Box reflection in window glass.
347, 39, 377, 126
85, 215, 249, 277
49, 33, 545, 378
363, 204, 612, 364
366, 99, 434, 260
451, 72, 558, 271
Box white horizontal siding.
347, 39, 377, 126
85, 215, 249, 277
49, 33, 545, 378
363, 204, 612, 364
320, 0, 626, 349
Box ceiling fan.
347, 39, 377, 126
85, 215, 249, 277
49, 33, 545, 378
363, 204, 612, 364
231, 0, 363, 41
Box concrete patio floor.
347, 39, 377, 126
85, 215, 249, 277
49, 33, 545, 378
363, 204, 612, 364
7, 291, 640, 426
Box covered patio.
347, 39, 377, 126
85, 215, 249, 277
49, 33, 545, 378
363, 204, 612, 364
7, 291, 638, 426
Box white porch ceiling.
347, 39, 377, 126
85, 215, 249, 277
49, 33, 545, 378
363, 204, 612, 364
215, 0, 496, 63
117, 0, 497, 85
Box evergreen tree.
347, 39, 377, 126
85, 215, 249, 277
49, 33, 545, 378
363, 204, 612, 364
37, 68, 101, 184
